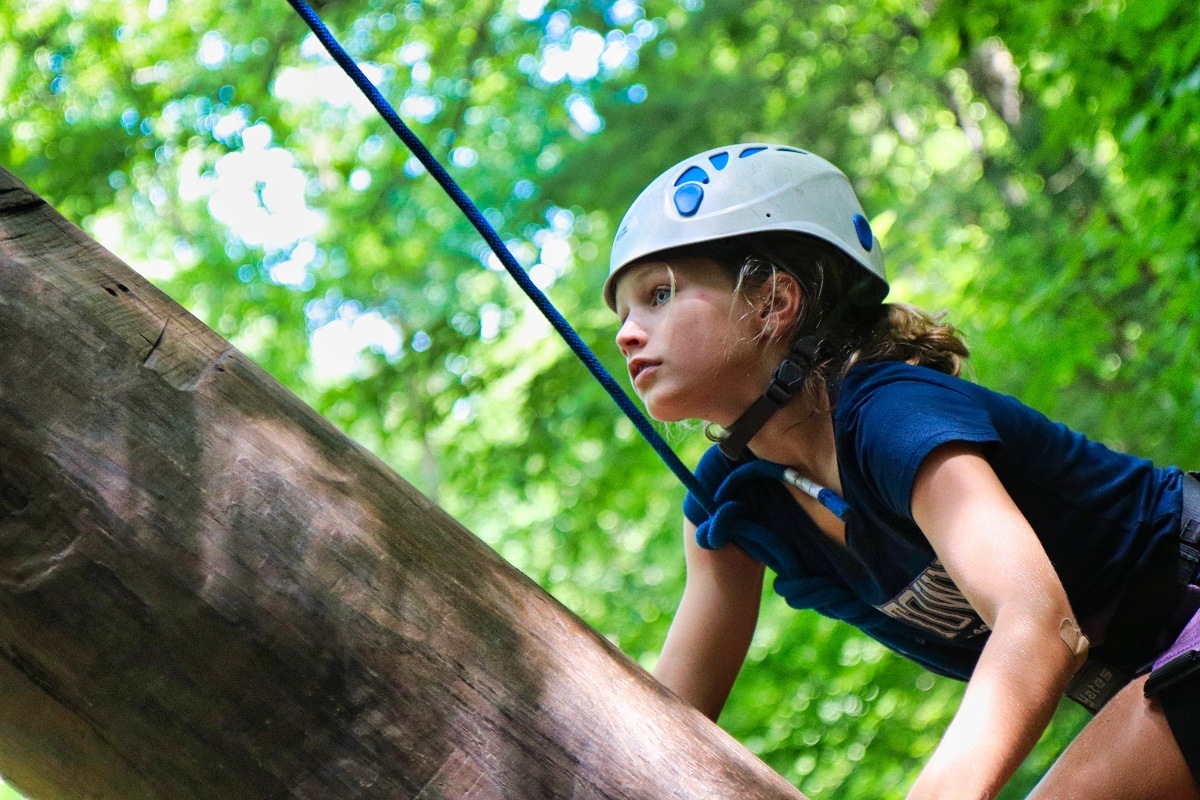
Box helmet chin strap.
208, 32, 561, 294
715, 254, 887, 461
717, 333, 820, 460
716, 297, 858, 460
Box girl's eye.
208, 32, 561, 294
651, 286, 672, 306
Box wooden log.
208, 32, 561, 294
0, 166, 808, 800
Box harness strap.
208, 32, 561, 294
1178, 470, 1200, 582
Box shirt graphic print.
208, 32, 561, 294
876, 559, 990, 640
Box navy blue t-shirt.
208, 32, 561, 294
683, 360, 1184, 679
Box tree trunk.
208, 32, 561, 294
0, 166, 807, 800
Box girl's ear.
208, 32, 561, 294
756, 271, 804, 340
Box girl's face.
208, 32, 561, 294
613, 256, 779, 424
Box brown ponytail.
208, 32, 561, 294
846, 302, 969, 377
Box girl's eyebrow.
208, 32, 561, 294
616, 261, 673, 313
619, 267, 653, 299
635, 262, 670, 285
616, 271, 650, 323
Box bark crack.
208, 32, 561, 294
0, 187, 46, 216
142, 318, 171, 369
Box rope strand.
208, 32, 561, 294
284, 0, 716, 513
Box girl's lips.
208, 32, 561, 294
630, 361, 658, 387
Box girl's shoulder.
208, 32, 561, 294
834, 359, 990, 422
832, 360, 1007, 516
839, 358, 974, 395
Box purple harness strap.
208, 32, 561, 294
1144, 473, 1200, 698
1154, 586, 1200, 671
1146, 585, 1200, 784
1146, 585, 1200, 696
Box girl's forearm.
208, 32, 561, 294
907, 613, 1080, 800
653, 581, 759, 721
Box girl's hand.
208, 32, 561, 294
906, 442, 1087, 800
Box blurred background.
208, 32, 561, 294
2, 0, 1199, 796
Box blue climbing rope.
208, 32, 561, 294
284, 0, 717, 513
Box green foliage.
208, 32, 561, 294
2, 0, 1198, 797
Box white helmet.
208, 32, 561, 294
603, 143, 887, 310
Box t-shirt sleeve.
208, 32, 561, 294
682, 445, 737, 526
852, 378, 1002, 519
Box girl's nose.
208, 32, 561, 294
615, 317, 646, 358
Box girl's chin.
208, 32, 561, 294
640, 397, 677, 423
642, 393, 701, 424
641, 383, 742, 425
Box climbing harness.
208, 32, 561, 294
284, 0, 718, 512
1067, 470, 1200, 712
1145, 470, 1200, 697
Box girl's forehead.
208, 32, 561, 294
614, 255, 733, 306
618, 255, 720, 287
621, 259, 671, 284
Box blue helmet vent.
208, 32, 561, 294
673, 165, 710, 186
853, 213, 874, 251
709, 151, 729, 170
739, 146, 767, 159
673, 183, 705, 217
777, 146, 809, 154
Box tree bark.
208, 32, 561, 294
0, 166, 807, 800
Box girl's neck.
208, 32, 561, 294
743, 388, 840, 492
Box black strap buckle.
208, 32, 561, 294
1146, 649, 1200, 697
764, 357, 807, 405
718, 336, 822, 460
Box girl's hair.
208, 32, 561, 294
660, 233, 968, 405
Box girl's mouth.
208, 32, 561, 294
629, 359, 658, 384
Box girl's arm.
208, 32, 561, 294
906, 442, 1089, 800
653, 518, 765, 721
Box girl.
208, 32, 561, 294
605, 143, 1200, 799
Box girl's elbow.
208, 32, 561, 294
992, 603, 1088, 672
